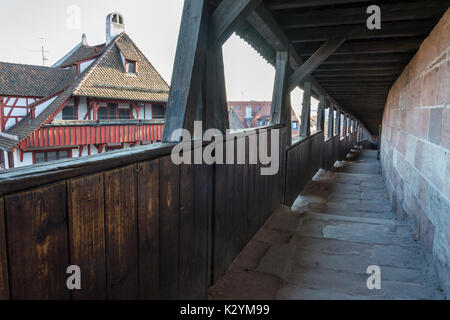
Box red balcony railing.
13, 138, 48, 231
23, 120, 164, 150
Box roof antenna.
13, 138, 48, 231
40, 37, 49, 66
29, 37, 49, 66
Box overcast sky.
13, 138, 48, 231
0, 0, 312, 106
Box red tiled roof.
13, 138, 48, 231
0, 62, 75, 97
228, 101, 299, 129
58, 44, 106, 68
0, 32, 169, 151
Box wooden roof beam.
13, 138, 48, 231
288, 37, 346, 92
319, 53, 414, 64
288, 20, 435, 43
265, 0, 370, 10
213, 0, 263, 45
275, 0, 448, 28
246, 5, 358, 120
296, 38, 423, 55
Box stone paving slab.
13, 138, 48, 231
208, 150, 447, 300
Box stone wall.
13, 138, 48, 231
380, 9, 450, 295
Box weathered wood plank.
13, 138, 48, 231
300, 82, 312, 138
328, 106, 335, 139
266, 0, 369, 10
67, 173, 106, 300
320, 53, 413, 65
296, 39, 422, 55
162, 0, 207, 142
276, 1, 448, 28
194, 163, 212, 297
0, 198, 9, 300
137, 160, 160, 299
5, 182, 69, 300
288, 20, 434, 43
213, 141, 228, 282
205, 162, 214, 288
204, 38, 229, 133
104, 166, 138, 299
317, 96, 325, 132
213, 0, 262, 45
179, 161, 195, 299
159, 156, 180, 298
0, 143, 175, 198
288, 38, 346, 91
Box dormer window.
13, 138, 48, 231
125, 60, 137, 74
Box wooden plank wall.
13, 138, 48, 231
323, 135, 340, 170
213, 130, 281, 281
0, 127, 284, 300
339, 132, 357, 161
285, 131, 325, 206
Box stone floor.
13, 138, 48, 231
208, 149, 447, 300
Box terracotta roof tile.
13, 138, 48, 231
116, 41, 140, 61
74, 33, 170, 102
0, 135, 18, 151
58, 44, 106, 68
0, 62, 75, 97
0, 33, 169, 151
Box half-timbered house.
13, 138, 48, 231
0, 13, 169, 169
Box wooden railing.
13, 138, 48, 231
323, 135, 340, 171
0, 125, 284, 300
339, 132, 357, 161
23, 121, 164, 150
0, 125, 360, 300
285, 131, 325, 206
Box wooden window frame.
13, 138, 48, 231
7, 151, 14, 169
125, 60, 137, 74
152, 103, 165, 120
62, 105, 76, 120
33, 149, 73, 164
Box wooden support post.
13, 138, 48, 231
270, 52, 290, 125
163, 0, 250, 141
328, 105, 334, 138
343, 115, 348, 136
300, 82, 311, 138
317, 95, 325, 132
203, 32, 229, 133
336, 108, 341, 137
162, 0, 208, 142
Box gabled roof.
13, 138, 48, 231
1, 32, 170, 151
7, 88, 73, 140
73, 33, 170, 102
0, 62, 75, 97
56, 44, 106, 68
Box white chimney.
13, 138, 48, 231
106, 13, 125, 44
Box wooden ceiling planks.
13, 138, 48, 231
262, 0, 449, 133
